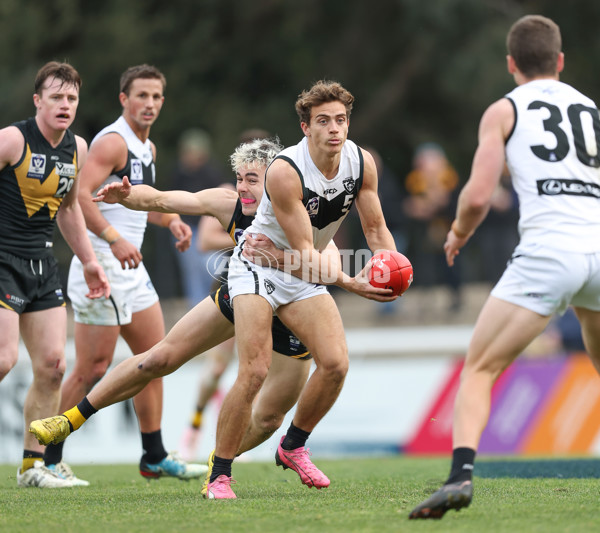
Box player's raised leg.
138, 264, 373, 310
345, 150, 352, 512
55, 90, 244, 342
30, 298, 234, 444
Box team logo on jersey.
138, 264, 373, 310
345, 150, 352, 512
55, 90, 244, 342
264, 279, 275, 294
537, 178, 600, 198
234, 228, 244, 242
55, 162, 76, 177
343, 177, 355, 193
27, 153, 46, 180
130, 159, 143, 184
306, 197, 320, 218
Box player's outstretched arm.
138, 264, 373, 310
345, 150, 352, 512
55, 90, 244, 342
95, 180, 238, 228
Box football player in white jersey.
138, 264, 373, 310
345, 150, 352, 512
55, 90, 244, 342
42, 65, 207, 484
206, 81, 399, 498
410, 15, 600, 519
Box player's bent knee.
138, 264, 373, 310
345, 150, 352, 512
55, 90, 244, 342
255, 413, 283, 435
136, 349, 176, 378
317, 357, 349, 381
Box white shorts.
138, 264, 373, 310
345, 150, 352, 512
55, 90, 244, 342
491, 243, 600, 316
68, 252, 158, 326
228, 246, 328, 310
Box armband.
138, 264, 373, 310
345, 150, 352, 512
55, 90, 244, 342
451, 220, 470, 239
99, 225, 121, 245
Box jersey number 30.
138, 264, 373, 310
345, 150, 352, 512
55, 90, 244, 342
529, 100, 600, 168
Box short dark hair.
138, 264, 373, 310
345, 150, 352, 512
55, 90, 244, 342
507, 15, 562, 78
295, 80, 354, 125
119, 64, 166, 95
34, 61, 82, 95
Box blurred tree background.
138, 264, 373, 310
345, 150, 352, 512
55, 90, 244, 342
3, 0, 600, 297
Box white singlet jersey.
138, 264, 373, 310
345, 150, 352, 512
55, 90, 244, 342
505, 80, 600, 252
88, 116, 156, 251
247, 137, 364, 251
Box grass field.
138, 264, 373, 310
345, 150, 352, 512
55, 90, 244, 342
2, 456, 599, 533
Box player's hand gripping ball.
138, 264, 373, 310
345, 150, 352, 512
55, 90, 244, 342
368, 250, 413, 296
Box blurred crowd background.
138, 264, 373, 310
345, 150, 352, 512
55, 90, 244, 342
3, 0, 597, 329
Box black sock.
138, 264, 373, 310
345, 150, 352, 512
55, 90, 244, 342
43, 441, 65, 466
77, 396, 98, 419
281, 422, 311, 451
140, 429, 168, 464
210, 455, 233, 482
446, 447, 476, 485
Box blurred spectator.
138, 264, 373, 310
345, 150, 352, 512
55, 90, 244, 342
403, 142, 462, 310
474, 165, 520, 283
170, 129, 228, 308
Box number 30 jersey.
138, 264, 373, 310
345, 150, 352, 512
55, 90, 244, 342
0, 117, 78, 259
505, 79, 600, 252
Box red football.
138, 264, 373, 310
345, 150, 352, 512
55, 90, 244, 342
368, 250, 413, 296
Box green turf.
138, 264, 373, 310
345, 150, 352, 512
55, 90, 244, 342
2, 457, 600, 533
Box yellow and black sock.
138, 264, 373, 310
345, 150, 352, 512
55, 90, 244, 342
22, 450, 43, 473
63, 396, 98, 431
191, 409, 204, 430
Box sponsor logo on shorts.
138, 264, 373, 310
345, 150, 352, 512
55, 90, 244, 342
537, 178, 600, 198
289, 335, 301, 352
264, 279, 275, 294
6, 293, 25, 305
524, 292, 558, 304
27, 153, 47, 180
55, 289, 64, 301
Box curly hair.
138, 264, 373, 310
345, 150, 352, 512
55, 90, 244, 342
229, 137, 283, 173
295, 80, 354, 125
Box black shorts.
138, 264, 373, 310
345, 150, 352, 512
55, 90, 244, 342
211, 284, 312, 360
0, 250, 65, 314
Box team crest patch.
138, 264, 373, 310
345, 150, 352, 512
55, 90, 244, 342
55, 162, 76, 177
27, 153, 47, 180
343, 177, 355, 193
306, 196, 320, 218
130, 159, 143, 184
264, 279, 275, 294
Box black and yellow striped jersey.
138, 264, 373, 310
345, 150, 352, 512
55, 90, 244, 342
0, 117, 78, 259
226, 198, 254, 245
